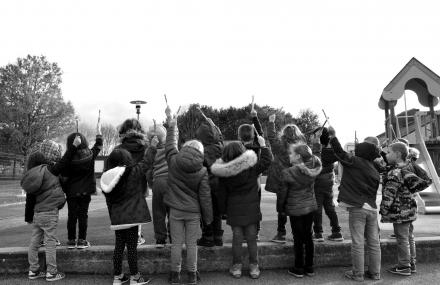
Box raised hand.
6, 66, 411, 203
269, 114, 276, 123
169, 117, 177, 128
250, 108, 257, 118
328, 126, 336, 138
150, 136, 159, 147
165, 105, 172, 118
257, 135, 266, 147
73, 135, 82, 147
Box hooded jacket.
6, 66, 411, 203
164, 124, 213, 224
278, 156, 322, 216
211, 147, 272, 226
100, 147, 155, 230
114, 130, 148, 163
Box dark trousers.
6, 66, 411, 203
152, 176, 170, 241
276, 192, 289, 235
201, 193, 223, 239
290, 213, 314, 269
231, 223, 258, 265
67, 195, 91, 240
113, 226, 138, 275
313, 187, 341, 234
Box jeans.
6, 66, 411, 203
393, 222, 416, 267
152, 177, 170, 241
113, 226, 138, 275
348, 207, 381, 276
231, 223, 258, 265
28, 209, 59, 274
290, 213, 314, 269
313, 186, 341, 234
170, 208, 200, 272
67, 195, 91, 240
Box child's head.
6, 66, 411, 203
408, 147, 420, 162
364, 136, 380, 147
289, 144, 312, 164
147, 125, 166, 146
27, 152, 47, 169
67, 132, 88, 150
280, 124, 306, 144
183, 140, 204, 155
397, 138, 410, 146
106, 148, 134, 170
29, 139, 62, 165
386, 142, 408, 164
119, 118, 145, 136
238, 124, 254, 144
222, 141, 246, 162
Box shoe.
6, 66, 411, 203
327, 232, 344, 242
113, 273, 129, 284
156, 239, 166, 248
387, 266, 411, 276
390, 233, 396, 239
130, 273, 151, 284
271, 233, 286, 243
186, 271, 197, 285
28, 270, 46, 280
411, 262, 417, 273
305, 267, 315, 277
313, 233, 324, 242
344, 270, 364, 282
197, 236, 214, 247
229, 264, 242, 278
67, 239, 77, 249
288, 267, 304, 278
46, 271, 66, 282
249, 264, 260, 279
137, 236, 146, 246
364, 270, 381, 280
169, 271, 180, 284
77, 239, 90, 249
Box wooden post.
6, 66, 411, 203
390, 102, 397, 140
428, 95, 438, 139
384, 101, 390, 140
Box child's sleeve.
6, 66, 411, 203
267, 121, 280, 153
91, 135, 103, 159
329, 137, 354, 167
252, 115, 264, 137
198, 171, 213, 225
48, 146, 77, 176
255, 146, 273, 175
165, 124, 179, 164
379, 173, 399, 217
403, 167, 431, 194
24, 194, 36, 223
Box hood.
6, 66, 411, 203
204, 143, 223, 168
175, 146, 204, 173
119, 131, 147, 153
21, 165, 46, 194
196, 123, 221, 145
355, 142, 381, 161
211, 150, 258, 177
100, 166, 126, 193
283, 156, 322, 185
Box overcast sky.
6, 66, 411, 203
1, 0, 440, 143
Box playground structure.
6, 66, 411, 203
378, 57, 440, 214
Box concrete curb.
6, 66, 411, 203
1, 237, 440, 274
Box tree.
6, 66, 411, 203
0, 55, 75, 155
295, 108, 321, 142
101, 123, 119, 155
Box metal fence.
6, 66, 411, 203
0, 152, 25, 180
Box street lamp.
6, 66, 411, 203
130, 100, 147, 120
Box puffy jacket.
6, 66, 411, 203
278, 156, 322, 216
100, 147, 155, 230
211, 147, 272, 226
164, 124, 213, 224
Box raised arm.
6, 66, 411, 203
267, 114, 280, 150
255, 136, 273, 174
139, 136, 158, 174
165, 118, 179, 164
251, 109, 264, 137
91, 135, 103, 159
49, 136, 81, 176
328, 129, 354, 166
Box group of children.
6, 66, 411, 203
21, 104, 432, 284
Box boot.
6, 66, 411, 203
197, 235, 214, 247
214, 230, 224, 246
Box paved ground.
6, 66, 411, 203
1, 263, 440, 284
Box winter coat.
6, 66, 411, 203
100, 147, 155, 230
61, 135, 102, 198
164, 124, 213, 225
380, 163, 431, 223
278, 156, 322, 216
211, 147, 272, 226
114, 130, 148, 163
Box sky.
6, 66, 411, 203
1, 0, 440, 144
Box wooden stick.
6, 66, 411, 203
153, 119, 157, 132
164, 94, 168, 105
176, 106, 181, 117
251, 95, 255, 110
196, 106, 208, 120
76, 119, 79, 134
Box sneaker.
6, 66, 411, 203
249, 264, 260, 279
271, 233, 286, 243
387, 266, 411, 276
77, 239, 90, 249
113, 273, 129, 284
67, 239, 77, 249
327, 232, 344, 242
364, 270, 381, 280
344, 270, 364, 282
288, 267, 304, 278
186, 271, 197, 285
169, 271, 180, 284
229, 264, 242, 278
390, 233, 396, 239
130, 273, 151, 284
46, 271, 66, 282
197, 236, 214, 247
28, 270, 46, 280
305, 266, 315, 277
137, 236, 146, 246
156, 239, 166, 248
411, 262, 417, 273
313, 233, 324, 242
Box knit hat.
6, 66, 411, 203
238, 124, 254, 142
183, 140, 204, 154
196, 123, 220, 145
29, 140, 62, 164
355, 142, 381, 161
147, 125, 166, 144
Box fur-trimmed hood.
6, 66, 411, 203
283, 156, 322, 186
100, 166, 126, 193
211, 150, 257, 177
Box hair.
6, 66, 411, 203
222, 141, 246, 162
390, 142, 409, 161
238, 124, 254, 143
364, 136, 380, 147
280, 124, 306, 145
291, 144, 313, 163
119, 118, 145, 136
66, 132, 89, 151
408, 147, 420, 162
105, 148, 134, 171
397, 138, 410, 146
27, 152, 47, 170
183, 139, 204, 154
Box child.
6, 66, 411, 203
62, 124, 102, 249
311, 127, 343, 242
211, 137, 272, 279
196, 112, 224, 247
164, 113, 213, 285
328, 127, 382, 282
380, 142, 430, 276
266, 114, 307, 243
22, 137, 81, 282
278, 144, 321, 278
101, 139, 156, 284
146, 123, 170, 247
